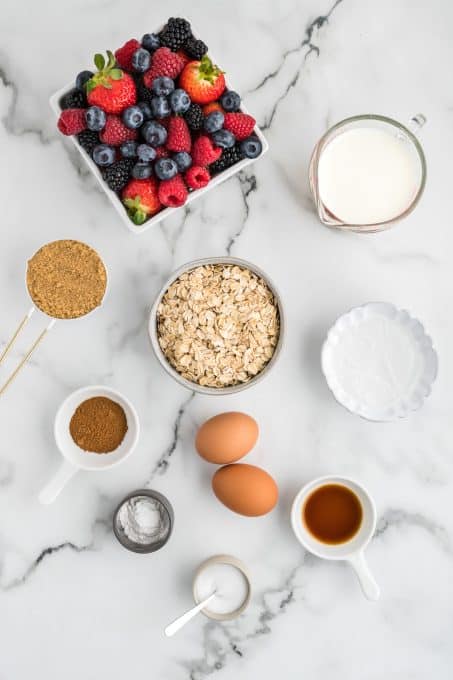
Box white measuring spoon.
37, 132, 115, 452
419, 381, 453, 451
164, 591, 217, 637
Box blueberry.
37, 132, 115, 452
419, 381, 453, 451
204, 111, 224, 133
132, 48, 151, 73
212, 129, 235, 149
154, 158, 178, 180
240, 135, 262, 159
132, 162, 153, 179
151, 95, 171, 118
76, 70, 93, 90
137, 143, 157, 162
169, 88, 191, 114
92, 144, 115, 166
173, 151, 192, 172
85, 106, 106, 132
137, 101, 153, 120
122, 105, 144, 129
142, 33, 160, 51
151, 77, 175, 96
220, 90, 241, 112
142, 120, 167, 147
120, 141, 138, 158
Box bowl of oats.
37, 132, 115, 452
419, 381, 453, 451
149, 257, 283, 394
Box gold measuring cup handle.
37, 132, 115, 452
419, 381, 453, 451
0, 309, 56, 397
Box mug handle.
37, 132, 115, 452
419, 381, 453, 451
38, 460, 78, 504
347, 551, 380, 601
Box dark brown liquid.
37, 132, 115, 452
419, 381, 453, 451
302, 484, 363, 544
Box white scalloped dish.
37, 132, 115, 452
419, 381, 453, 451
321, 302, 438, 421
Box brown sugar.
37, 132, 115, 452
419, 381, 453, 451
69, 397, 128, 453
26, 240, 107, 319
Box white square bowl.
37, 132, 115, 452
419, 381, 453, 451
49, 37, 268, 235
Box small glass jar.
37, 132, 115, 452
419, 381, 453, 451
309, 114, 427, 233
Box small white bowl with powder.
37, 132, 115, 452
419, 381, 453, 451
193, 555, 251, 621
113, 489, 174, 553
321, 302, 438, 421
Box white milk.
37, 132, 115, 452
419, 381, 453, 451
195, 562, 249, 615
317, 127, 421, 224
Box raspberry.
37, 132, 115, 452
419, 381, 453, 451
57, 109, 86, 135
158, 174, 188, 207
155, 146, 169, 159
100, 115, 138, 146
176, 50, 191, 68
143, 48, 185, 87
166, 117, 191, 153
192, 136, 222, 166
115, 39, 141, 71
185, 165, 210, 190
223, 112, 255, 141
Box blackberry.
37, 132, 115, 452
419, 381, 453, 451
102, 159, 134, 192
184, 36, 208, 60
184, 103, 203, 131
210, 145, 243, 175
60, 87, 86, 110
159, 17, 192, 51
77, 129, 99, 155
135, 79, 154, 106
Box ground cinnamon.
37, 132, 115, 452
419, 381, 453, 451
69, 396, 128, 453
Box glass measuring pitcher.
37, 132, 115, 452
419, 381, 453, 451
309, 114, 427, 233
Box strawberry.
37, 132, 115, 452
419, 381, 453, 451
122, 178, 161, 225
115, 39, 141, 71
185, 166, 210, 190
203, 102, 225, 116
100, 115, 138, 145
57, 109, 86, 135
192, 136, 222, 166
179, 56, 226, 104
223, 112, 255, 141
158, 174, 188, 207
166, 117, 191, 153
143, 48, 185, 88
87, 51, 136, 114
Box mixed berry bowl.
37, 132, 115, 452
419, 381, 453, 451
50, 18, 268, 234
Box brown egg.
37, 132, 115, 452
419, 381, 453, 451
212, 463, 278, 517
195, 412, 259, 464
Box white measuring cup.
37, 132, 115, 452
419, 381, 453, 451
38, 385, 139, 504
291, 475, 380, 601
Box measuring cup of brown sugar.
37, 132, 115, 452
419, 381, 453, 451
291, 476, 380, 601
0, 239, 108, 397
38, 385, 139, 504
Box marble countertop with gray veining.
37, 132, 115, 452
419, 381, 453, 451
1, 1, 453, 678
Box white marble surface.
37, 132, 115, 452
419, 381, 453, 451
1, 1, 453, 678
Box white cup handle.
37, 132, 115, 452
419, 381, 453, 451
347, 551, 380, 601
38, 460, 78, 504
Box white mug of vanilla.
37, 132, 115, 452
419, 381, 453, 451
309, 114, 427, 232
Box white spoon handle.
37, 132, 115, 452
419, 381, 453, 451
348, 551, 380, 601
165, 592, 216, 637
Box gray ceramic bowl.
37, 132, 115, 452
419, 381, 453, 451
148, 257, 285, 395
112, 489, 174, 554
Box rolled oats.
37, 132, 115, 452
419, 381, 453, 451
157, 264, 280, 388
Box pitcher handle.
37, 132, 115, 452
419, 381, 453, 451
408, 113, 427, 136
